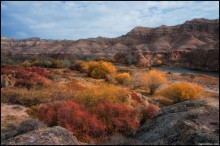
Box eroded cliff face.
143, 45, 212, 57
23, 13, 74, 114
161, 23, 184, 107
1, 18, 219, 71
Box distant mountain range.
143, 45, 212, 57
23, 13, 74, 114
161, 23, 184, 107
1, 18, 219, 71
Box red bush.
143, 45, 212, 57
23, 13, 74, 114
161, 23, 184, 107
96, 102, 138, 136
145, 104, 159, 118
130, 92, 142, 103
34, 100, 140, 142
25, 66, 51, 78
1, 65, 50, 88
140, 104, 159, 126
37, 101, 106, 142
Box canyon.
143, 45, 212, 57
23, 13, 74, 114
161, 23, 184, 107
1, 18, 219, 71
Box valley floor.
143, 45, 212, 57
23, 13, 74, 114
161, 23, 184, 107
1, 64, 219, 144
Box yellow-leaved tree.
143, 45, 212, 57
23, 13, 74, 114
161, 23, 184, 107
143, 70, 167, 95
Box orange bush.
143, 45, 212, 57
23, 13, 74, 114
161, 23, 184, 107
155, 60, 163, 66
87, 61, 116, 79
115, 73, 131, 85
143, 70, 167, 95
158, 81, 204, 103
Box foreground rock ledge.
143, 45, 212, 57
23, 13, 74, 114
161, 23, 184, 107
135, 100, 219, 145
1, 126, 80, 145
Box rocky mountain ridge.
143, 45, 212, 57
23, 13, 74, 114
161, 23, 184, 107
1, 18, 219, 71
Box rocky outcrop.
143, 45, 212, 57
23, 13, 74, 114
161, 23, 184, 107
1, 18, 219, 71
135, 100, 219, 145
1, 126, 80, 145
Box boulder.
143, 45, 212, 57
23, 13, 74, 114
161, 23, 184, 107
1, 126, 80, 145
135, 100, 219, 145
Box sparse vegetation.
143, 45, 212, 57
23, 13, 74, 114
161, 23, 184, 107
1, 57, 218, 145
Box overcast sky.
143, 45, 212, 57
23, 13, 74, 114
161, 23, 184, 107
1, 1, 219, 40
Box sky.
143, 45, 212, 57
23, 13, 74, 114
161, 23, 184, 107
1, 1, 219, 40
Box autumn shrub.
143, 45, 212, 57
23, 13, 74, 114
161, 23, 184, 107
115, 72, 131, 85
1, 65, 51, 89
96, 102, 139, 136
158, 81, 204, 103
51, 59, 63, 68
75, 84, 128, 111
145, 104, 159, 118
154, 96, 174, 106
22, 60, 31, 67
155, 59, 163, 66
25, 66, 51, 78
142, 70, 167, 95
35, 101, 106, 142
139, 104, 159, 126
32, 100, 140, 142
131, 72, 145, 89
32, 59, 41, 66
1, 87, 52, 106
69, 61, 83, 71
130, 92, 142, 103
14, 79, 35, 89
87, 61, 116, 79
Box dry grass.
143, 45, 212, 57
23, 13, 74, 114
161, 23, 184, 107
1, 78, 90, 106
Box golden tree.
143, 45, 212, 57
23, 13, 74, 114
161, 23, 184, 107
143, 70, 167, 95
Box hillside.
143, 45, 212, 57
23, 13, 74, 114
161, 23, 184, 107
1, 18, 219, 71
